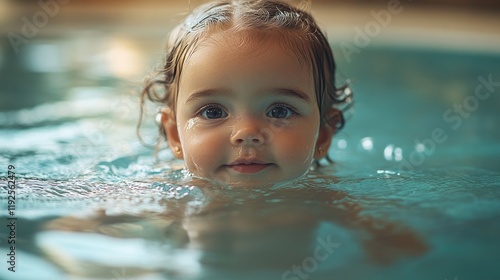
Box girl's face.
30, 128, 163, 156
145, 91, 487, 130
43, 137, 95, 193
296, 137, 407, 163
163, 31, 333, 187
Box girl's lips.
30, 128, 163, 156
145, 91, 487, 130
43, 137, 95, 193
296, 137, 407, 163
226, 163, 272, 174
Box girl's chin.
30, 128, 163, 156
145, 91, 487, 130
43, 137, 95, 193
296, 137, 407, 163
190, 172, 306, 188
212, 178, 278, 188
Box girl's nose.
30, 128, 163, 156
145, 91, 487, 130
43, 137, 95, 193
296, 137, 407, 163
230, 120, 266, 146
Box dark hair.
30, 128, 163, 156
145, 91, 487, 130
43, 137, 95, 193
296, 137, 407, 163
138, 0, 353, 162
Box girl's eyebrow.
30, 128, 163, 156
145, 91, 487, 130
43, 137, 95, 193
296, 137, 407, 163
185, 89, 232, 104
270, 88, 311, 103
185, 88, 311, 104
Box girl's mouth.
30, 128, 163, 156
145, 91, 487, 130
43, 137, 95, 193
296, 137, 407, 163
227, 163, 272, 174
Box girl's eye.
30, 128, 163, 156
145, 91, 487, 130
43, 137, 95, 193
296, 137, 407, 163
267, 105, 295, 119
200, 106, 227, 119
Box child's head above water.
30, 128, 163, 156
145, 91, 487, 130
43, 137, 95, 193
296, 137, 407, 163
139, 0, 353, 187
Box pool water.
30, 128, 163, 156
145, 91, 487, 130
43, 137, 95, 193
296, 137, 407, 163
1, 46, 500, 280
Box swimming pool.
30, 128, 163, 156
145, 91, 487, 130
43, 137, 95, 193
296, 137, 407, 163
1, 40, 500, 280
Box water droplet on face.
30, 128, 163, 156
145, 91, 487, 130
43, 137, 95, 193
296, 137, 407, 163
185, 119, 196, 130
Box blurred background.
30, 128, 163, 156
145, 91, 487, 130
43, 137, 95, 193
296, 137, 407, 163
1, 0, 499, 111
1, 0, 499, 176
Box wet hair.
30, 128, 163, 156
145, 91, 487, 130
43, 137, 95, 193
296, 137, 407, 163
138, 0, 353, 164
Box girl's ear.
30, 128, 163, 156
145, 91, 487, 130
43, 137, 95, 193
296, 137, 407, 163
314, 108, 339, 160
162, 107, 183, 159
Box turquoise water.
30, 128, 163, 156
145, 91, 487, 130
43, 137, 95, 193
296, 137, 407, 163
1, 46, 500, 280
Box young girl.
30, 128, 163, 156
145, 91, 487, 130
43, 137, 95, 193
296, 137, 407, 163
34, 3, 428, 277
139, 0, 352, 187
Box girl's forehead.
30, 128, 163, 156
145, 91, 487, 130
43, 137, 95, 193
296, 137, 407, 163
177, 31, 316, 104
191, 28, 312, 66
185, 31, 312, 80
173, 28, 317, 108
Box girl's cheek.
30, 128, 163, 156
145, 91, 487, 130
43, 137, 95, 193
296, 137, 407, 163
276, 127, 317, 163
180, 123, 226, 174
280, 136, 313, 161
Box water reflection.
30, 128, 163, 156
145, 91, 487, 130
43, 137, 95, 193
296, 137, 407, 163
383, 144, 403, 162
360, 137, 374, 151
32, 174, 428, 279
